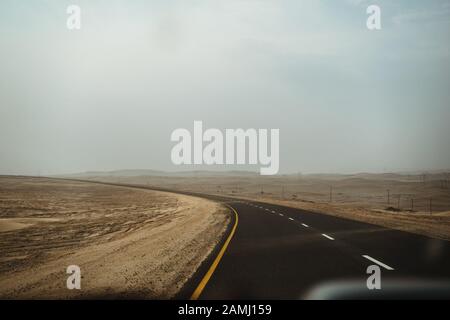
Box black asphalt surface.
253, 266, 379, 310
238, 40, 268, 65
193, 199, 450, 299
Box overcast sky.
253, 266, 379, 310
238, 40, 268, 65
1, 0, 449, 175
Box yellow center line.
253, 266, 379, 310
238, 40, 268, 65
190, 204, 239, 300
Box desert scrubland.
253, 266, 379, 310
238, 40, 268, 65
0, 176, 229, 299
80, 171, 450, 240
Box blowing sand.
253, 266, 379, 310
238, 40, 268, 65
0, 176, 229, 299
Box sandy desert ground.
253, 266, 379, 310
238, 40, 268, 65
0, 176, 229, 299
80, 171, 450, 240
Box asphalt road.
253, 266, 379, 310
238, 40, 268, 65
190, 199, 450, 299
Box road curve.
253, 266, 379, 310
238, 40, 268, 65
43, 178, 450, 299
188, 199, 450, 299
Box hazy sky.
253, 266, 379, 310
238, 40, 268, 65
1, 0, 449, 175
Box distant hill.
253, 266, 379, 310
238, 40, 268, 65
57, 169, 449, 180
61, 169, 167, 177
59, 169, 259, 178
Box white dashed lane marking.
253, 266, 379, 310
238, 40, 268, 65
362, 255, 395, 271
250, 203, 396, 272
321, 234, 335, 241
